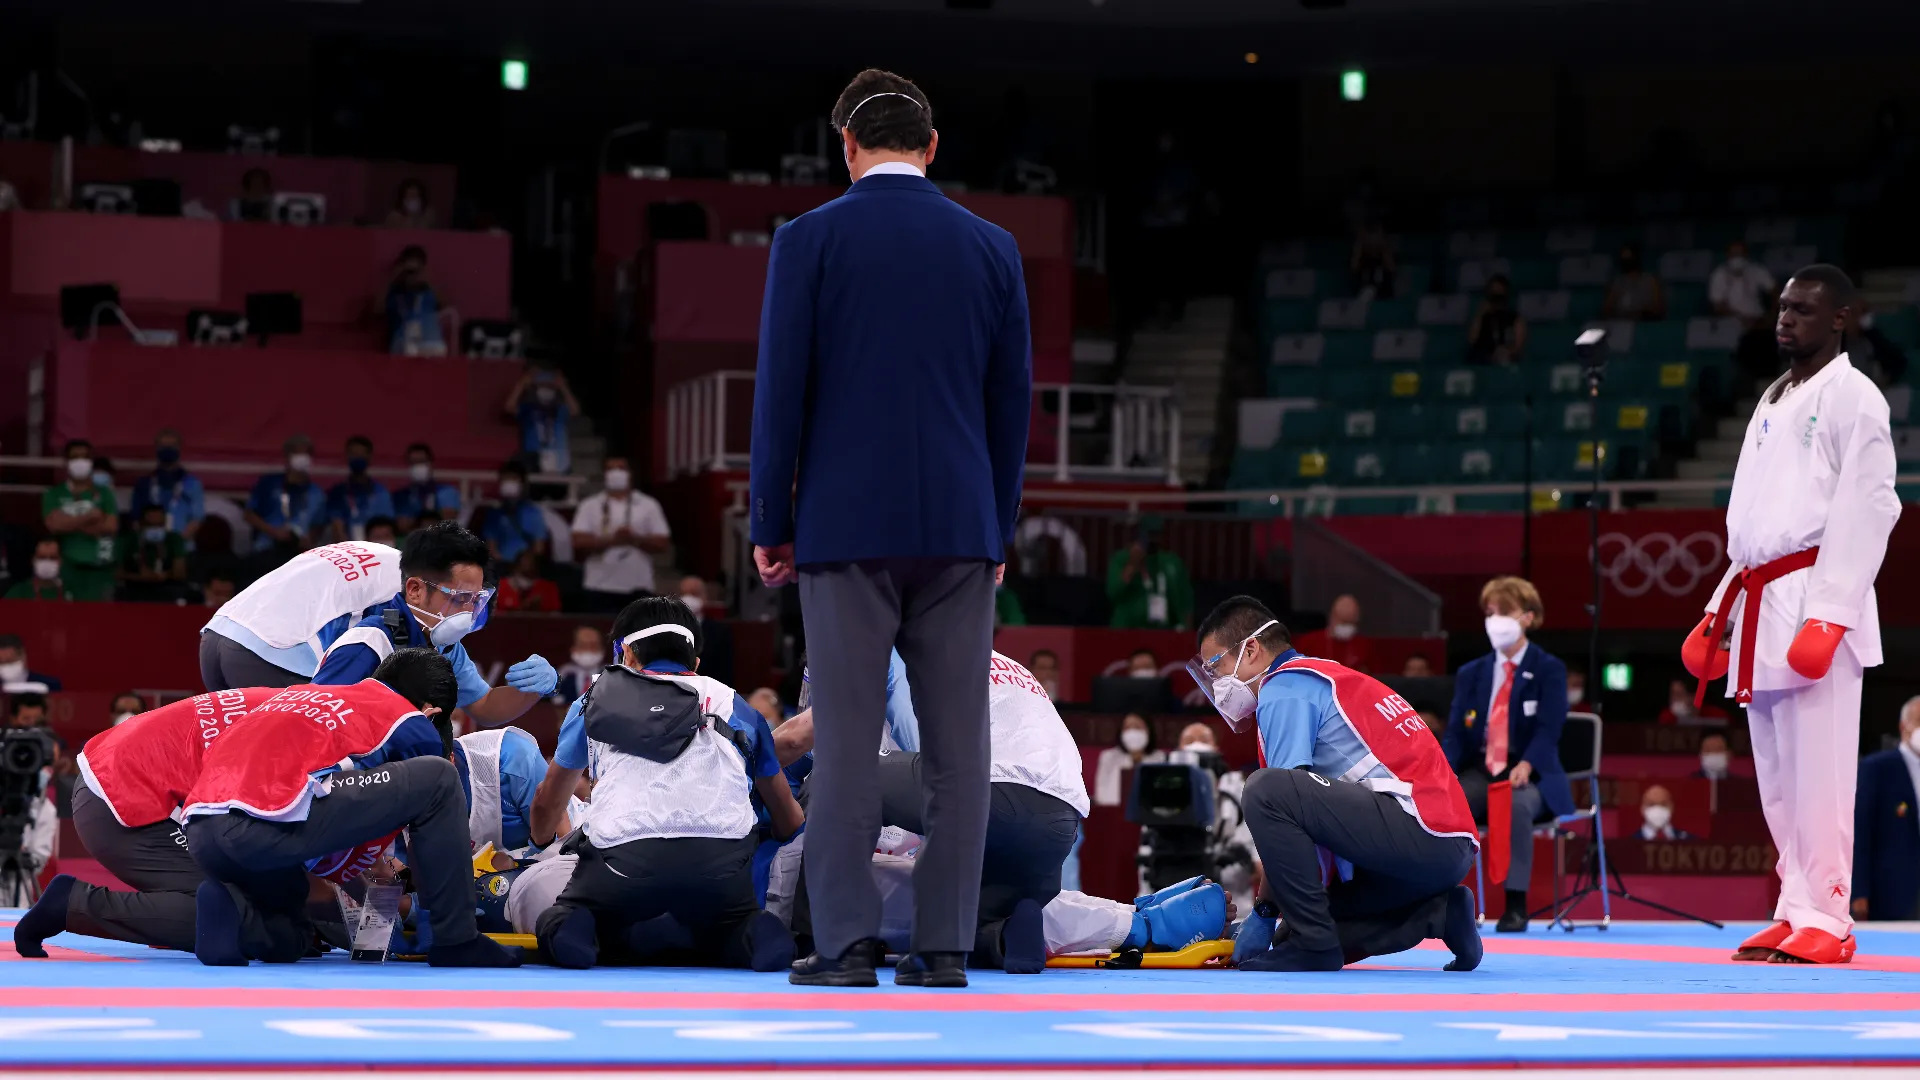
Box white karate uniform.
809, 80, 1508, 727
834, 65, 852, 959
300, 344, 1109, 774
1709, 354, 1901, 939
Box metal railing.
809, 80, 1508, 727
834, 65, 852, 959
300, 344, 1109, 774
0, 455, 590, 509
665, 373, 1183, 487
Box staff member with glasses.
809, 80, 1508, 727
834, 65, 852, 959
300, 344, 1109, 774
313, 522, 557, 728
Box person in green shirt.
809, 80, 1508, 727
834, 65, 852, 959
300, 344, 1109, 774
995, 583, 1027, 627
1106, 520, 1193, 630
42, 440, 120, 601
121, 503, 191, 603
5, 538, 74, 601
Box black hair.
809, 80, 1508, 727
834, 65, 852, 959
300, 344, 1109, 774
1486, 274, 1511, 292
63, 439, 92, 458
611, 595, 702, 670
831, 68, 933, 154
9, 692, 47, 716
396, 177, 427, 205
498, 459, 529, 480
364, 515, 398, 537
399, 244, 427, 264
1195, 595, 1292, 654
0, 633, 21, 651
1789, 263, 1858, 312
372, 647, 458, 753
398, 521, 490, 581
111, 691, 143, 711
345, 434, 373, 453
406, 442, 434, 461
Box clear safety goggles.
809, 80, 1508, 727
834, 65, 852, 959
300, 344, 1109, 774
1182, 619, 1279, 733
420, 579, 494, 630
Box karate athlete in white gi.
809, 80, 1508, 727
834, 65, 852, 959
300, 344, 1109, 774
1684, 264, 1900, 965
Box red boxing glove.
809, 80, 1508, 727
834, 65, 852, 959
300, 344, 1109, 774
1786, 619, 1847, 681
307, 830, 399, 885
1681, 615, 1730, 681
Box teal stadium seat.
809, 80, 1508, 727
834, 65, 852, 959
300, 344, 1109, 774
1632, 319, 1687, 358
1368, 296, 1417, 329
1262, 300, 1316, 337
1373, 328, 1428, 364
1269, 367, 1325, 399
1393, 443, 1437, 483
1335, 445, 1391, 485
1384, 403, 1437, 441
1279, 408, 1329, 443
1340, 408, 1380, 441
1323, 331, 1373, 367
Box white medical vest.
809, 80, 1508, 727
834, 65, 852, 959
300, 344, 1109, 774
584, 670, 755, 846
206, 542, 401, 652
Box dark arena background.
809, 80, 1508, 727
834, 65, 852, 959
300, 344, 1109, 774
3, 0, 1920, 1075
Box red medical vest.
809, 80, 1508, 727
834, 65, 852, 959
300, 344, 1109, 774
78, 687, 283, 827
184, 681, 427, 820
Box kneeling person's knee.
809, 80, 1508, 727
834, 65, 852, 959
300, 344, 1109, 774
1245, 766, 1317, 819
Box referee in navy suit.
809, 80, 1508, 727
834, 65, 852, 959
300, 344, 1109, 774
1853, 698, 1920, 921
749, 68, 1032, 988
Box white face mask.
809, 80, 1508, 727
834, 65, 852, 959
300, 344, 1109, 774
1700, 751, 1730, 776
111, 711, 135, 727
1909, 730, 1920, 756
410, 603, 475, 648
33, 559, 60, 581
66, 457, 93, 480
1328, 622, 1358, 641
1179, 741, 1215, 755
499, 479, 523, 500
1725, 256, 1747, 271
288, 453, 313, 474
1197, 618, 1281, 731
1643, 804, 1672, 831
403, 195, 424, 215
570, 650, 604, 670
1669, 699, 1695, 720
1120, 728, 1150, 753
1130, 666, 1158, 679
1040, 678, 1059, 701
1568, 687, 1585, 706
604, 468, 631, 492
1485, 613, 1523, 652
0, 660, 23, 681
409, 462, 433, 483
682, 595, 706, 618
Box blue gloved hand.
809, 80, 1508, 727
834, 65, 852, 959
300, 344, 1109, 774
1142, 882, 1226, 951
1135, 875, 1206, 910
506, 654, 558, 696
1233, 904, 1279, 967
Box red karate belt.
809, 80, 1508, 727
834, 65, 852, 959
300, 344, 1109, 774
1695, 546, 1820, 707
1487, 779, 1512, 887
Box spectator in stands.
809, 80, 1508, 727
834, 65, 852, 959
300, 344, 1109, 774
1127, 649, 1160, 678
1659, 677, 1728, 726
244, 435, 325, 561
1094, 712, 1164, 807
119, 503, 190, 603
1294, 594, 1376, 672
1402, 654, 1433, 678
505, 361, 579, 475
1710, 241, 1780, 379
1566, 669, 1587, 709
496, 548, 562, 613
1466, 274, 1527, 366
6, 691, 47, 729
1696, 733, 1733, 781
129, 429, 204, 544
1350, 222, 1397, 300
109, 692, 144, 727
1028, 649, 1061, 701
1602, 243, 1668, 322
0, 633, 61, 692
364, 516, 399, 548
384, 178, 437, 229
1107, 519, 1192, 630
1852, 696, 1920, 921
571, 456, 671, 611
325, 435, 396, 543
6, 538, 71, 601
482, 460, 548, 568
554, 624, 607, 703
749, 687, 785, 728
0, 175, 18, 212
1636, 784, 1693, 841
1850, 303, 1910, 389
677, 574, 735, 687
996, 579, 1027, 627
201, 572, 236, 609
232, 166, 274, 222
385, 245, 446, 356
42, 439, 119, 601
393, 443, 460, 532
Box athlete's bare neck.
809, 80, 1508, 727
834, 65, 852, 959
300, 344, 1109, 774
1774, 345, 1841, 403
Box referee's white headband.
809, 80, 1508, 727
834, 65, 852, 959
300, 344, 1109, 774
844, 92, 926, 126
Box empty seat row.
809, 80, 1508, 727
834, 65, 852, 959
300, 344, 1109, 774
1264, 399, 1684, 445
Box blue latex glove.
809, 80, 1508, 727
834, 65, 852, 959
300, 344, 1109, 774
1233, 906, 1278, 967
506, 654, 558, 695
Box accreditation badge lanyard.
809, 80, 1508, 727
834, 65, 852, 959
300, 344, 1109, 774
1146, 568, 1169, 625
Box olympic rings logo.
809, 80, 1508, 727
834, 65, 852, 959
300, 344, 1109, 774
1592, 532, 1725, 597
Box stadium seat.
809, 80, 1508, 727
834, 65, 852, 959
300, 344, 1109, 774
1875, 307, 1920, 351
1326, 368, 1375, 403
1687, 316, 1743, 352
1271, 332, 1326, 366
1282, 446, 1332, 483
1668, 282, 1708, 319
1319, 296, 1370, 330
1763, 244, 1818, 279
1537, 362, 1586, 398
1508, 257, 1560, 291
1659, 249, 1714, 283
1559, 253, 1613, 288
1383, 402, 1437, 441
1746, 217, 1798, 246
1449, 230, 1498, 260
1372, 328, 1427, 363
1457, 257, 1510, 292
1392, 442, 1437, 483
1417, 294, 1471, 326
1269, 366, 1325, 399
1323, 331, 1372, 367
1543, 224, 1597, 255
1335, 445, 1391, 484
1262, 300, 1316, 338
1265, 268, 1319, 299
1278, 408, 1329, 443
1341, 409, 1380, 440
1633, 320, 1687, 357
1520, 290, 1571, 323
1367, 295, 1417, 329
1557, 400, 1596, 435
1643, 219, 1696, 252
1394, 266, 1433, 297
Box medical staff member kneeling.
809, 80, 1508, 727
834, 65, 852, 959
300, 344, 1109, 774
312, 522, 556, 726
528, 597, 803, 970
1190, 597, 1483, 973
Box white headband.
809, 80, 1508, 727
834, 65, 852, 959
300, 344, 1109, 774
622, 624, 696, 648
845, 92, 924, 126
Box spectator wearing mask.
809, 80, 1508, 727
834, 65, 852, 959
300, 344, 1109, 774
1094, 713, 1164, 807
0, 633, 62, 691
200, 573, 236, 610
496, 549, 562, 612
1107, 520, 1192, 630
1466, 274, 1527, 366
1696, 733, 1733, 781
1127, 649, 1160, 679
1028, 649, 1061, 702
749, 687, 785, 728
1402, 654, 1433, 678
232, 167, 274, 223
678, 575, 735, 688
1709, 241, 1780, 380
120, 504, 190, 603
554, 625, 607, 703
1636, 785, 1693, 841
42, 439, 119, 601
482, 461, 549, 567
384, 178, 436, 230
7, 539, 68, 601
364, 516, 400, 549
1350, 222, 1397, 300
570, 457, 671, 611
326, 435, 396, 543
1293, 594, 1376, 673
244, 435, 324, 560
1602, 243, 1668, 322
1852, 697, 1920, 921
1566, 669, 1587, 710
385, 245, 445, 356
392, 442, 461, 532
129, 429, 204, 543
505, 363, 580, 476
108, 692, 144, 728
1659, 677, 1729, 726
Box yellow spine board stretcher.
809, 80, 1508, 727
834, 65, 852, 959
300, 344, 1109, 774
1045, 938, 1236, 969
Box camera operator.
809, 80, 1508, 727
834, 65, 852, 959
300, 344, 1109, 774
2, 697, 60, 905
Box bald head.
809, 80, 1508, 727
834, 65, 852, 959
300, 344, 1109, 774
1641, 784, 1673, 810
1901, 696, 1920, 740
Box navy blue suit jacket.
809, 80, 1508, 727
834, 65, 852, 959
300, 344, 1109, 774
1854, 749, 1920, 920
748, 172, 1032, 565
1442, 644, 1575, 818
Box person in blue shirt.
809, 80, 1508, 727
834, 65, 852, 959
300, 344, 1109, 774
482, 460, 548, 566
504, 364, 578, 476
311, 521, 557, 729
453, 726, 547, 854
244, 435, 327, 556
1192, 596, 1481, 974
386, 245, 445, 355
392, 442, 461, 533
326, 435, 397, 543
128, 429, 205, 544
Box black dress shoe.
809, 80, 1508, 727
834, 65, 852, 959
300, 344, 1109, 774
1495, 909, 1528, 933
789, 941, 881, 986
895, 951, 967, 987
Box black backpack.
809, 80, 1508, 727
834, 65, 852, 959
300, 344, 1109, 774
580, 666, 756, 765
